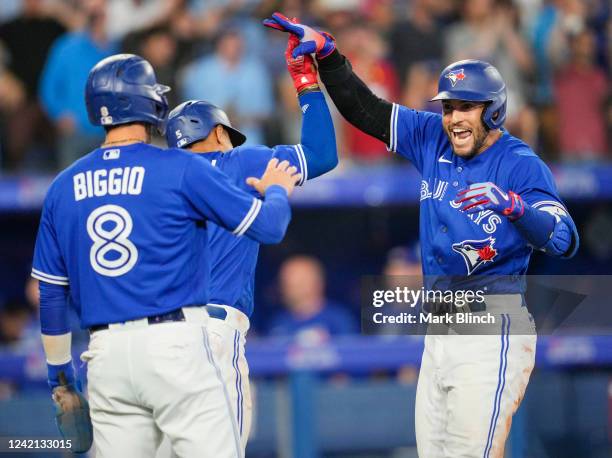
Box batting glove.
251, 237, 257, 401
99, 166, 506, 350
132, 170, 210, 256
285, 34, 319, 94
49, 363, 93, 453
263, 12, 336, 59
455, 182, 525, 221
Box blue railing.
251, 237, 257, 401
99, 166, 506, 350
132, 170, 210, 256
1, 163, 611, 211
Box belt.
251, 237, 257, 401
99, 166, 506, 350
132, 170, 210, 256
89, 308, 186, 334
424, 301, 487, 314
423, 293, 524, 315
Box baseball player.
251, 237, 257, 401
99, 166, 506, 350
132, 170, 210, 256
31, 53, 301, 458
264, 13, 579, 458
161, 34, 337, 452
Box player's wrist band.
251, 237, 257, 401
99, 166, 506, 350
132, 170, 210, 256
297, 84, 320, 96
47, 361, 75, 389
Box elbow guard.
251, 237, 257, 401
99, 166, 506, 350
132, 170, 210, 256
541, 216, 578, 258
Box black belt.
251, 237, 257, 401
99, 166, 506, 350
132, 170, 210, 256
89, 308, 186, 333
422, 300, 487, 315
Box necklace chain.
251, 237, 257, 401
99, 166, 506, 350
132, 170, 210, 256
101, 139, 145, 147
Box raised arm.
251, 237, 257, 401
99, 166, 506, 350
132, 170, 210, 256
283, 33, 337, 179
264, 13, 393, 145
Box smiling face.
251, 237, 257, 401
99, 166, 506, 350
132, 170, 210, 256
441, 100, 490, 159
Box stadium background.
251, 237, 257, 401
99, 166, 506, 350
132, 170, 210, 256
0, 0, 610, 456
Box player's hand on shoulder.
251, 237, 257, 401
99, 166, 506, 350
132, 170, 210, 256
263, 12, 336, 59
454, 182, 525, 221
246, 158, 302, 197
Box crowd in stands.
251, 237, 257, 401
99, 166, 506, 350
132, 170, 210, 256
0, 0, 608, 171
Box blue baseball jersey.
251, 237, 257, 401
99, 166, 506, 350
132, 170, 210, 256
32, 143, 287, 328
202, 143, 309, 317
388, 103, 572, 291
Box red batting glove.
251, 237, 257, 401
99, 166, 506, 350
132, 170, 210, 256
285, 34, 318, 95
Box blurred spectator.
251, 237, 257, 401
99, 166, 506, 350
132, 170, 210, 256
39, 0, 118, 169
361, 0, 395, 33
0, 0, 66, 170
389, 0, 445, 85
383, 244, 422, 280
106, 0, 181, 41
376, 245, 424, 336
0, 0, 22, 23
444, 0, 537, 147
181, 28, 273, 145
339, 24, 399, 161
123, 25, 180, 109
554, 29, 609, 161
24, 277, 39, 310
268, 255, 358, 340
0, 300, 36, 347
312, 0, 361, 32
401, 60, 441, 113
530, 0, 590, 156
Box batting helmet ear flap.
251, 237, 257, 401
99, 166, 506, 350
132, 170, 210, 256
482, 89, 506, 130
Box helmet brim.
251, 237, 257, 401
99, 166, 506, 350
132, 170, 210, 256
430, 90, 493, 103
226, 126, 246, 147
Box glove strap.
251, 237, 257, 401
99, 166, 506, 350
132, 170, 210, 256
503, 191, 525, 221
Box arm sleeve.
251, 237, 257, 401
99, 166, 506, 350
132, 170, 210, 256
39, 281, 70, 336
181, 154, 291, 244
296, 90, 338, 180
316, 50, 393, 145
510, 156, 579, 258
317, 50, 444, 172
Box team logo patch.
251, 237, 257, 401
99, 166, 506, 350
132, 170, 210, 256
445, 69, 466, 87
452, 237, 497, 275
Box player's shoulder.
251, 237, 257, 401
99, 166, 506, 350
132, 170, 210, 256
498, 131, 545, 167
499, 132, 556, 183
231, 144, 277, 169
499, 131, 537, 158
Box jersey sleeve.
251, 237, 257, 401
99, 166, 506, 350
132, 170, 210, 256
238, 145, 308, 186
509, 155, 569, 216
181, 153, 289, 241
388, 103, 445, 173
32, 190, 69, 286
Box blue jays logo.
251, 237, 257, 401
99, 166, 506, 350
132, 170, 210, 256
452, 237, 497, 275
445, 69, 466, 87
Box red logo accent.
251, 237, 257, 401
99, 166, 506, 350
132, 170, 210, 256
445, 69, 466, 87
477, 245, 497, 261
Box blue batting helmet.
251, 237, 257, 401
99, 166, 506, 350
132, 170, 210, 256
85, 54, 170, 134
166, 100, 246, 149
430, 60, 507, 130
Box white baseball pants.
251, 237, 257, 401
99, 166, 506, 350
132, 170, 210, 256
415, 296, 536, 458
81, 306, 242, 458
155, 304, 252, 457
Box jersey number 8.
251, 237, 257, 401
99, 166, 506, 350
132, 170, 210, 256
86, 204, 138, 277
